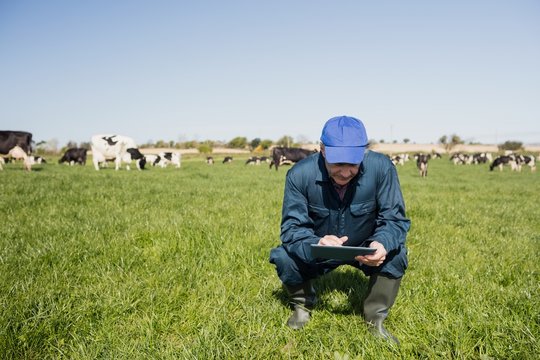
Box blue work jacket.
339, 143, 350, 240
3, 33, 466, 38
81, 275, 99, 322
280, 150, 410, 277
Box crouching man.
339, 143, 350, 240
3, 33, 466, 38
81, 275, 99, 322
269, 116, 410, 344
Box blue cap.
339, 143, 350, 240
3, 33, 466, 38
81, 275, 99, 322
320, 116, 368, 164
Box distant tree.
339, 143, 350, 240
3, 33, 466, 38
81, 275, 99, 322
450, 134, 463, 145
155, 140, 168, 148
392, 140, 397, 144
140, 140, 155, 148
439, 134, 464, 152
66, 140, 78, 149
250, 138, 261, 150
260, 139, 273, 150
276, 135, 294, 147
379, 139, 385, 143
403, 138, 410, 144
438, 135, 447, 145
198, 141, 213, 154
498, 140, 523, 152
228, 136, 248, 149
79, 142, 91, 150
183, 140, 199, 149
37, 139, 59, 154
34, 140, 49, 155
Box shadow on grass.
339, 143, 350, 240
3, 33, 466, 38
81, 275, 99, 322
272, 268, 370, 315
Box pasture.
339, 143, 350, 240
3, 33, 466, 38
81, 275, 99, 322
0, 154, 538, 359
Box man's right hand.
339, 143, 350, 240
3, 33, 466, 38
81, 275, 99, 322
318, 235, 348, 246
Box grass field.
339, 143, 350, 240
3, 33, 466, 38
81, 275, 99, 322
1, 154, 538, 359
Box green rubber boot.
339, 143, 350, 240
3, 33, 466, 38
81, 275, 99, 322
363, 274, 401, 345
284, 281, 317, 330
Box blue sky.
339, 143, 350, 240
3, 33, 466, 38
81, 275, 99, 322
1, 1, 539, 146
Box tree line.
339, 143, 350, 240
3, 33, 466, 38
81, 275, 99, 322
34, 134, 525, 155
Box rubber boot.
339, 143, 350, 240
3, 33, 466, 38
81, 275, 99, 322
284, 281, 317, 330
363, 274, 401, 345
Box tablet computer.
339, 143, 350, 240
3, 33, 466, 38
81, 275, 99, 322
311, 244, 376, 261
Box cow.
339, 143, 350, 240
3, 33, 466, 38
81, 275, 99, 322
389, 154, 408, 166
471, 153, 491, 164
269, 157, 294, 169
450, 153, 471, 165
415, 153, 430, 177
489, 155, 518, 171
515, 154, 536, 172
30, 156, 46, 164
223, 156, 233, 164
157, 152, 181, 168
90, 134, 146, 171
59, 148, 87, 166
0, 131, 33, 171
246, 156, 261, 165
0, 131, 33, 154
206, 156, 214, 165
144, 154, 161, 167
270, 147, 317, 171
0, 146, 32, 171
143, 152, 181, 168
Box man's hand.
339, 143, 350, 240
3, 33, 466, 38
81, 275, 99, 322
355, 241, 387, 267
318, 235, 348, 246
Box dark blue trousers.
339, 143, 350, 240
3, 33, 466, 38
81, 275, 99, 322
269, 245, 406, 286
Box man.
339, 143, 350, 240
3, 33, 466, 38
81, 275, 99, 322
269, 116, 410, 344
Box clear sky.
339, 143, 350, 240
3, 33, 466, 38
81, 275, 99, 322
1, 0, 539, 147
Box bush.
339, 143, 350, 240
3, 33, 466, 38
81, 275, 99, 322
498, 140, 523, 151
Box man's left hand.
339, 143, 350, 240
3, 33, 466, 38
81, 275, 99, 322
355, 241, 387, 267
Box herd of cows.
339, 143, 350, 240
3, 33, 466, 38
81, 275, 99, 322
0, 131, 181, 171
390, 151, 537, 177
1, 130, 538, 176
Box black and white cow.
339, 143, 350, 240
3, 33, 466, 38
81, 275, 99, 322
489, 155, 518, 171
515, 154, 536, 172
471, 152, 492, 164
145, 152, 181, 168
158, 152, 181, 168
30, 156, 46, 164
270, 147, 317, 171
91, 134, 146, 171
0, 131, 33, 171
450, 153, 470, 165
245, 156, 261, 165
415, 153, 431, 177
389, 154, 408, 166
59, 148, 87, 166
223, 156, 233, 164
144, 154, 160, 167
206, 156, 214, 165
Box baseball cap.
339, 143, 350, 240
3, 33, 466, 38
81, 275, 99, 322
320, 116, 368, 164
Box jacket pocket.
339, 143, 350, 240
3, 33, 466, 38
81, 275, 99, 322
350, 200, 376, 216
308, 204, 330, 234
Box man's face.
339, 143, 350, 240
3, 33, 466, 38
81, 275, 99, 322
320, 146, 360, 185
324, 161, 360, 185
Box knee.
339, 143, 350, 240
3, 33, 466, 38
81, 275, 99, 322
269, 246, 302, 285
270, 246, 293, 271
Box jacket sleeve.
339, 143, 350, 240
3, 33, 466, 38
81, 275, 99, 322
368, 163, 410, 252
280, 172, 320, 263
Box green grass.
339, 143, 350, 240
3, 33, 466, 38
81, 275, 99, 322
0, 155, 538, 359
